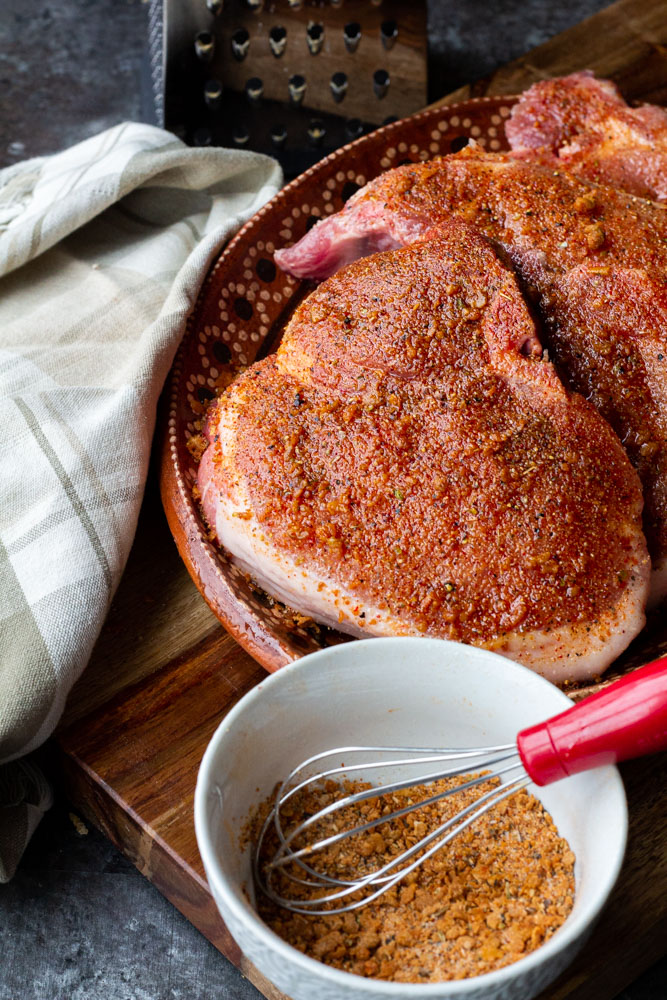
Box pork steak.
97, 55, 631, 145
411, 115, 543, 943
506, 70, 667, 203
200, 221, 649, 682
275, 147, 667, 602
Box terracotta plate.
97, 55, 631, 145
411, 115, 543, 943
160, 96, 667, 695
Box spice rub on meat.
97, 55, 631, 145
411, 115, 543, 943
198, 220, 649, 682
506, 71, 667, 203
275, 146, 667, 603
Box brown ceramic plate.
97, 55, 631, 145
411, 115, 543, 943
160, 95, 667, 696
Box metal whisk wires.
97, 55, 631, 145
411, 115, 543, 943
252, 656, 667, 915
254, 743, 530, 915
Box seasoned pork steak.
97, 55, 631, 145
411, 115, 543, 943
200, 222, 649, 682
506, 71, 667, 203
275, 147, 667, 602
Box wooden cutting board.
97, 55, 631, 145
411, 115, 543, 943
55, 1, 667, 997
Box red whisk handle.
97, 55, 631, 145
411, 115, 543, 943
517, 655, 667, 786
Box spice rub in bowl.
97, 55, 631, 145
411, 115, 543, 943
195, 640, 628, 1000
252, 774, 575, 983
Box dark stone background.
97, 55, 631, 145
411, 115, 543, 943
1, 1, 666, 997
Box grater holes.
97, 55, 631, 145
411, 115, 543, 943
194, 31, 215, 62
245, 77, 263, 104
205, 0, 224, 15
231, 28, 250, 60
193, 127, 212, 146
232, 123, 250, 146
184, 12, 427, 167
288, 74, 306, 105
330, 72, 348, 103
343, 21, 361, 52
306, 22, 324, 55
373, 68, 390, 99
269, 25, 287, 57
307, 119, 326, 146
204, 79, 223, 110
271, 124, 287, 148
380, 20, 398, 50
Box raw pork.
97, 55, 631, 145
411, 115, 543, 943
275, 147, 667, 602
200, 221, 649, 682
506, 71, 667, 203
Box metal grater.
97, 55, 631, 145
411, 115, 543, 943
149, 0, 427, 178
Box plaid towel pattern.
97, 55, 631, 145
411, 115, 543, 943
0, 122, 282, 879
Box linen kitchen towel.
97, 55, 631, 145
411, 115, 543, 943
0, 122, 283, 880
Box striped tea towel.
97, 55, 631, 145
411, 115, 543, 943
0, 122, 283, 880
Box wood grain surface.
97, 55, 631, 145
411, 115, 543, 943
55, 1, 667, 997
429, 0, 667, 108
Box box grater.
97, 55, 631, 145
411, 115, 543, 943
148, 0, 427, 178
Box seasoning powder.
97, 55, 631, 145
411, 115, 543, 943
253, 776, 575, 983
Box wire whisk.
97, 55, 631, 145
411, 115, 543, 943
254, 656, 667, 914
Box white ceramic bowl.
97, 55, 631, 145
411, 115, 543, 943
195, 638, 627, 1000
